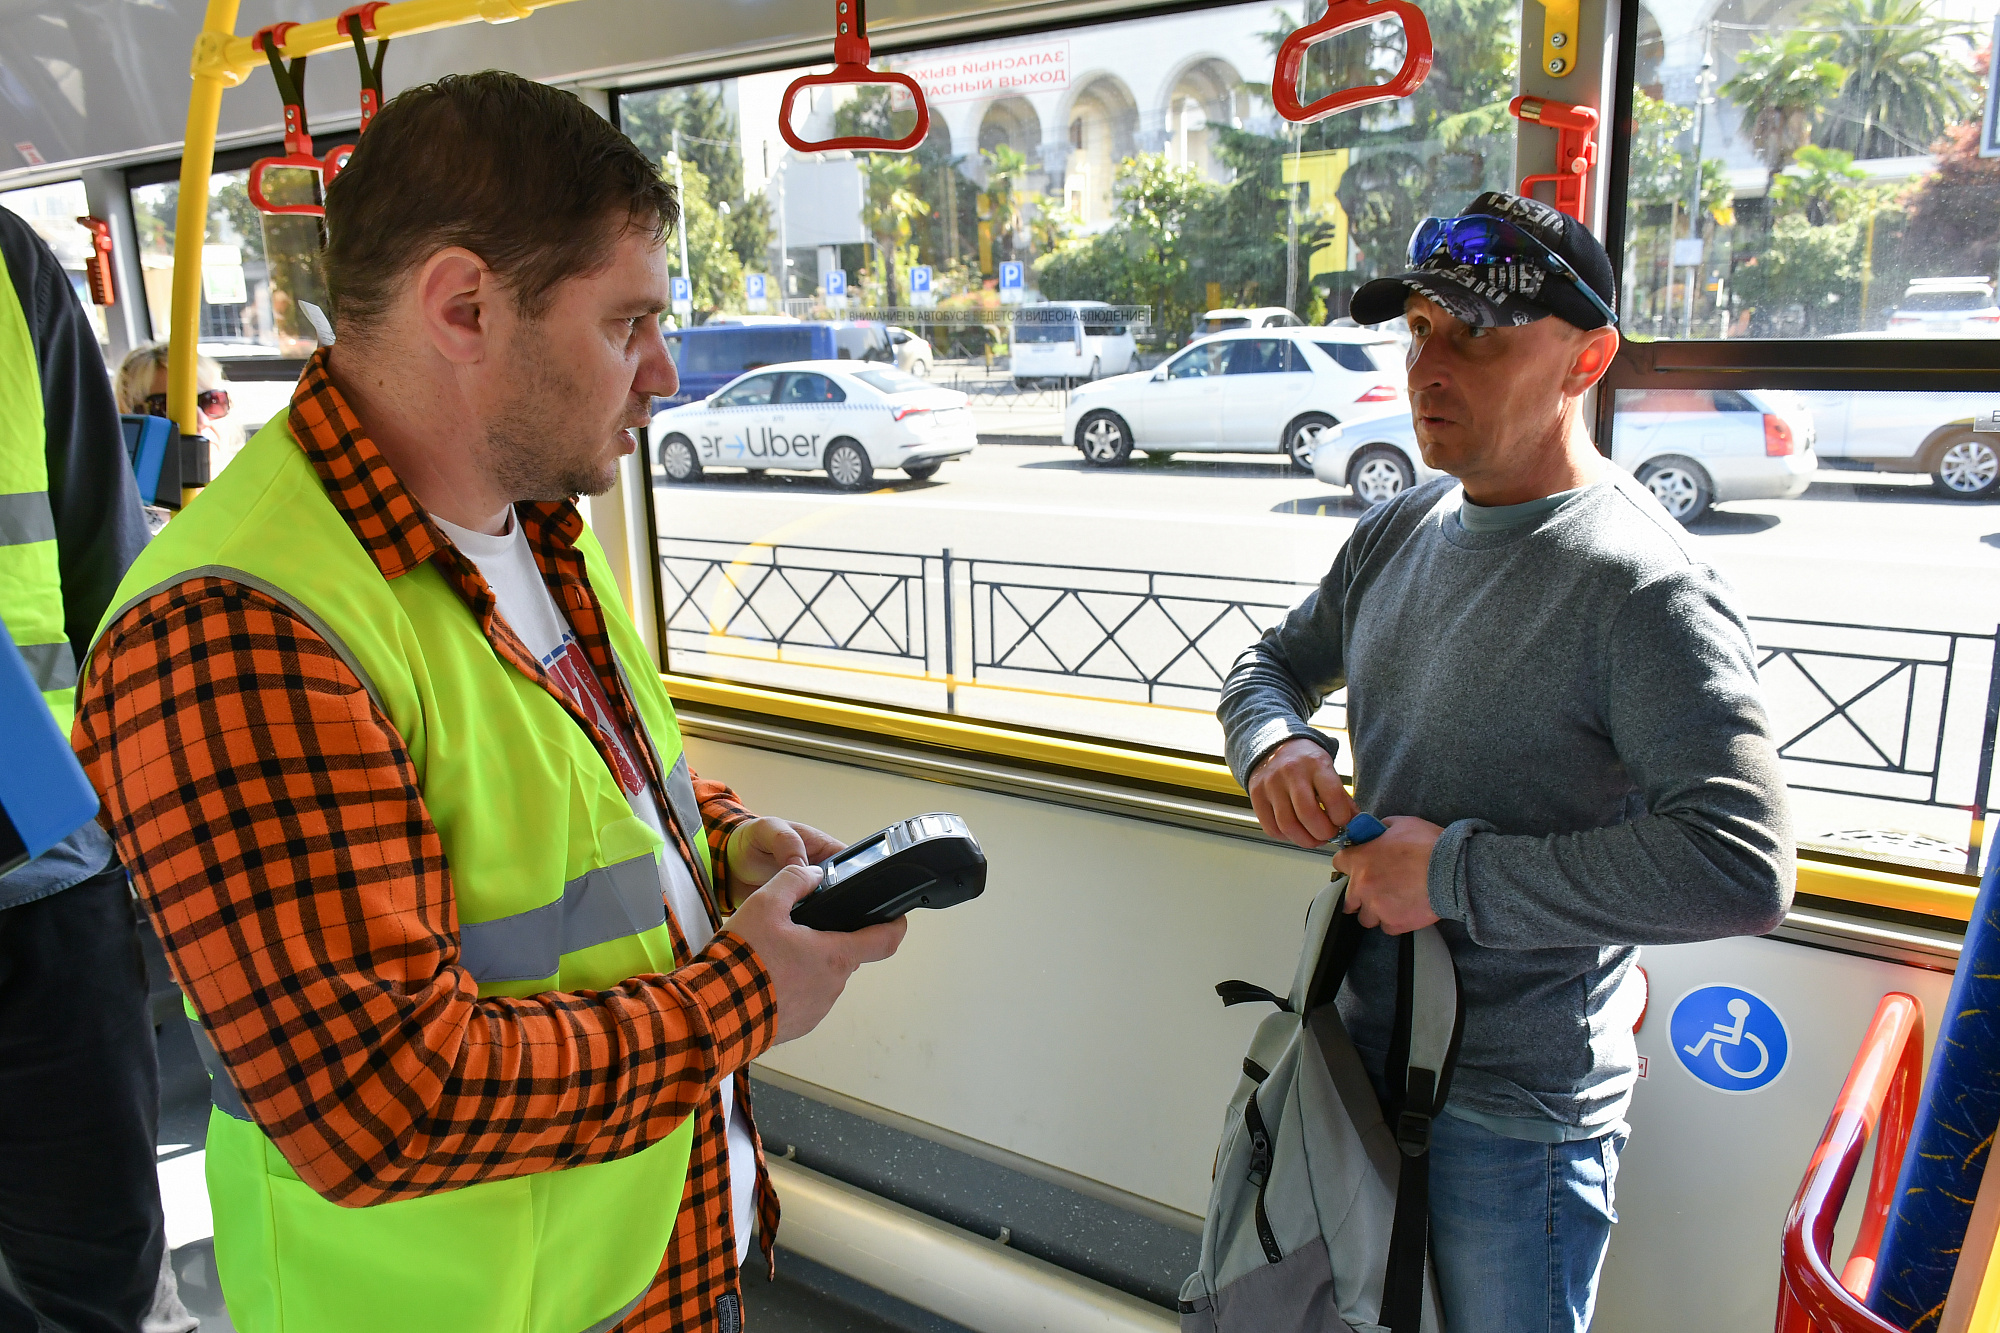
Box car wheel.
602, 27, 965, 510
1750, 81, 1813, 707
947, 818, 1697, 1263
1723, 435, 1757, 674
1929, 431, 2000, 499
903, 460, 942, 481
1014, 378, 1033, 390
913, 360, 930, 379
1348, 446, 1414, 506
1077, 410, 1134, 467
1637, 455, 1713, 523
824, 439, 875, 491
658, 435, 702, 484
1286, 412, 1337, 473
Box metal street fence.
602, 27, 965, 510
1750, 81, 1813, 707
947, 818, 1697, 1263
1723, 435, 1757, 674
658, 537, 1999, 872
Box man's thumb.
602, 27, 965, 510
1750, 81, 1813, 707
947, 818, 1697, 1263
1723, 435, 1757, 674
763, 863, 825, 908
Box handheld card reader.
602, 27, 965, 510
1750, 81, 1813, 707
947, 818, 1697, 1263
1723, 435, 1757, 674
791, 813, 987, 932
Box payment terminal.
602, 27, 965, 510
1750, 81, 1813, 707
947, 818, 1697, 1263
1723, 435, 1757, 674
791, 812, 986, 932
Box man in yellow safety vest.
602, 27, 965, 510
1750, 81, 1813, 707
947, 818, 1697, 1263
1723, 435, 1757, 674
0, 204, 191, 1331
75, 73, 906, 1333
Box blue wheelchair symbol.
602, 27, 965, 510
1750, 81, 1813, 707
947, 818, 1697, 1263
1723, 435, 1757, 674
1670, 985, 1789, 1093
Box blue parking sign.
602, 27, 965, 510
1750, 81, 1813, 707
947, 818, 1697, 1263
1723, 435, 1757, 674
1670, 985, 1789, 1093
998, 261, 1023, 291
670, 275, 692, 309
910, 265, 932, 296
745, 273, 766, 300
824, 269, 847, 298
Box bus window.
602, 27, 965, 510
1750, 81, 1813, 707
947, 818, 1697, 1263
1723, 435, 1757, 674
1619, 5, 1990, 342
0, 180, 109, 356
129, 157, 342, 367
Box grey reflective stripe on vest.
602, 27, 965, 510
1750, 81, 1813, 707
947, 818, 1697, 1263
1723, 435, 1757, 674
0, 491, 55, 546
662, 753, 709, 893
189, 1018, 253, 1122
94, 565, 387, 716
19, 639, 77, 691
457, 854, 664, 984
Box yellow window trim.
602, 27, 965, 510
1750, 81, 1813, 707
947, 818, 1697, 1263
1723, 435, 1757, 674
663, 673, 1980, 926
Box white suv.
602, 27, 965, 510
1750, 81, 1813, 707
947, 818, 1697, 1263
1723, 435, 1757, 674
1796, 390, 2000, 499
1887, 278, 2000, 336
1064, 328, 1405, 470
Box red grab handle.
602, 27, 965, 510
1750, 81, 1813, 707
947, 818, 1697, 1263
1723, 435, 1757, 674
778, 0, 932, 153
1271, 0, 1434, 125
247, 154, 330, 216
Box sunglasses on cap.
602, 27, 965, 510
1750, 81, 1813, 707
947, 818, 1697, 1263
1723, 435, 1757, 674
1407, 214, 1619, 328
143, 389, 231, 418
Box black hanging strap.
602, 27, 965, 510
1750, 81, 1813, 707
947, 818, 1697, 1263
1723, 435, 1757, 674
1216, 980, 1292, 1011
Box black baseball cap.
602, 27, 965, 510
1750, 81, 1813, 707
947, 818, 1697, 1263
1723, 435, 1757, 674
1350, 191, 1618, 331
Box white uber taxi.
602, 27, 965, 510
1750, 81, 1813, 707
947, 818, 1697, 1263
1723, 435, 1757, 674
650, 361, 975, 491
1063, 327, 1406, 470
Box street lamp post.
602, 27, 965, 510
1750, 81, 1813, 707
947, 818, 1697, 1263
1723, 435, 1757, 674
667, 129, 692, 306
1683, 25, 1716, 339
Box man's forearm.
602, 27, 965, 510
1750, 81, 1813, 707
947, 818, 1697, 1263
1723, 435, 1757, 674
1219, 585, 1347, 787
1427, 802, 1794, 949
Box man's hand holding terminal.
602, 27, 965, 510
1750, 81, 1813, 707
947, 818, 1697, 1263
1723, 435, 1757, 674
722, 820, 907, 1044
1248, 738, 1360, 848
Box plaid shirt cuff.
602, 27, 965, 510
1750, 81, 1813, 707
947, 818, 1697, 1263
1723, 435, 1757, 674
675, 931, 777, 1075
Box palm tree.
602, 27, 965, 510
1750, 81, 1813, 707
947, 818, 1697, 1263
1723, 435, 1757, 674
1804, 0, 1980, 159
860, 153, 929, 304
980, 144, 1032, 266
1720, 31, 1849, 189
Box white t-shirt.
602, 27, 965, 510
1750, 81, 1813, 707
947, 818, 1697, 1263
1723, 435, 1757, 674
433, 511, 759, 1263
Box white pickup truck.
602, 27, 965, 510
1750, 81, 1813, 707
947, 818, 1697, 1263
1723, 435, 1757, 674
1794, 390, 2000, 500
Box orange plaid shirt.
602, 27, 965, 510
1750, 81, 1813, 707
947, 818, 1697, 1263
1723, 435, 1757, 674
75, 350, 779, 1332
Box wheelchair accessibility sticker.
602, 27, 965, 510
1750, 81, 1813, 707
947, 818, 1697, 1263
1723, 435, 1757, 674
1670, 985, 1789, 1093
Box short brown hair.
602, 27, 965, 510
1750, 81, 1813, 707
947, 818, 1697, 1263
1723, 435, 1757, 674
322, 71, 678, 333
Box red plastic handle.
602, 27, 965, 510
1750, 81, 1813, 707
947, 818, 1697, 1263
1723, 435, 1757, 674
778, 67, 930, 153
1271, 0, 1434, 125
777, 0, 931, 153
247, 154, 329, 217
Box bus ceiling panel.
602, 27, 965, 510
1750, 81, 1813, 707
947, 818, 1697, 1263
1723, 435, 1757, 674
0, 0, 1190, 183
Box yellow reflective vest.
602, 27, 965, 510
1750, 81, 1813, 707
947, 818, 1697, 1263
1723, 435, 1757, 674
98, 414, 707, 1333
0, 242, 73, 732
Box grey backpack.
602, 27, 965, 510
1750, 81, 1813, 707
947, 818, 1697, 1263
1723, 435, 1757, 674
1178, 879, 1463, 1333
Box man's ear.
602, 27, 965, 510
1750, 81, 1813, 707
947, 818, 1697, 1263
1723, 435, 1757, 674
1567, 325, 1620, 395
413, 248, 493, 366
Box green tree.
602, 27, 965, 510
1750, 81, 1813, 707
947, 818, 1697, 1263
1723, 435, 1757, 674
666, 157, 746, 318
1899, 100, 2000, 281
1729, 213, 1868, 334
1721, 31, 1848, 188
621, 84, 771, 274
981, 144, 1034, 268
1805, 0, 1980, 159
858, 153, 929, 303
1768, 144, 1891, 224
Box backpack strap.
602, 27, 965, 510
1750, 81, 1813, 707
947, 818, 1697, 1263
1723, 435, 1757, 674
1379, 927, 1465, 1333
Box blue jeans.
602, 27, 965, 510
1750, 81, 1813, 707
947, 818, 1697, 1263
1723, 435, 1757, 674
1426, 1109, 1625, 1333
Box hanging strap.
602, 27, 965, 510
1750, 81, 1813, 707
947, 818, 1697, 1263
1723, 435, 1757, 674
256, 28, 312, 157
1378, 927, 1465, 1333
339, 4, 391, 130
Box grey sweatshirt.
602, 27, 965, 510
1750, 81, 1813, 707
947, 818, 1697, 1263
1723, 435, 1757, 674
1218, 472, 1794, 1135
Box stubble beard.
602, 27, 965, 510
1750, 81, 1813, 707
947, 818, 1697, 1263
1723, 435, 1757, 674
480, 338, 624, 502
